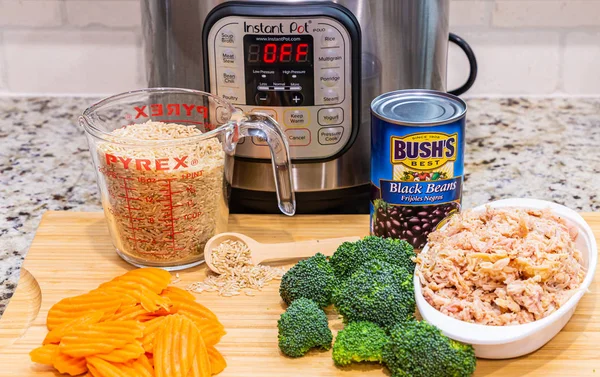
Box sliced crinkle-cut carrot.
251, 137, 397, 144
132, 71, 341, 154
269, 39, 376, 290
120, 354, 154, 377
60, 320, 143, 358
188, 337, 211, 377
86, 356, 129, 377
47, 291, 127, 330
207, 346, 227, 376
30, 344, 58, 365
154, 314, 200, 377
141, 316, 167, 353
164, 293, 219, 322
53, 351, 87, 376
44, 311, 104, 345
100, 282, 171, 312
135, 353, 154, 375
100, 268, 172, 294
107, 304, 150, 322
162, 286, 196, 302
196, 319, 226, 347
95, 342, 145, 363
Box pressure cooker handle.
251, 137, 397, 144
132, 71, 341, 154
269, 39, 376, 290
448, 33, 478, 96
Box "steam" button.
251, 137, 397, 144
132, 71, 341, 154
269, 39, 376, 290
318, 127, 344, 145
321, 89, 341, 104
318, 107, 343, 126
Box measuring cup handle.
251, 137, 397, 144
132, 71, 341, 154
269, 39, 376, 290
237, 113, 296, 216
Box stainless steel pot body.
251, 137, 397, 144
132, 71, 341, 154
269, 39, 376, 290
142, 0, 458, 208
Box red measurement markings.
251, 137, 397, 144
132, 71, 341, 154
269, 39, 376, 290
118, 176, 143, 250
158, 178, 184, 252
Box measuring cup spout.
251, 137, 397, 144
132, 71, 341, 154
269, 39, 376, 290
236, 113, 296, 216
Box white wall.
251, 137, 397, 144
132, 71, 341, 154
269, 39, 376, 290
0, 0, 599, 96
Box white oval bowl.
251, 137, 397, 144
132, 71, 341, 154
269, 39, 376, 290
414, 198, 597, 359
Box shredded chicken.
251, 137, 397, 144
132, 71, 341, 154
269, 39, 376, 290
416, 207, 585, 326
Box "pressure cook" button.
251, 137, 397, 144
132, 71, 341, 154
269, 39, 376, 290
285, 129, 311, 146
284, 109, 309, 127
219, 29, 236, 45
318, 107, 343, 126
320, 70, 341, 87
321, 30, 339, 47
318, 127, 344, 145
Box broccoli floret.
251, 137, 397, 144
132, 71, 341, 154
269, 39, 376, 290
332, 321, 389, 366
279, 253, 336, 308
333, 259, 415, 329
329, 236, 416, 281
277, 298, 333, 358
383, 321, 476, 377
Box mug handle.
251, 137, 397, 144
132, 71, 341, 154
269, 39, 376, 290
448, 33, 478, 96
235, 112, 296, 216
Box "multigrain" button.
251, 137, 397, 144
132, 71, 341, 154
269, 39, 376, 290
318, 127, 344, 145
284, 109, 309, 127
285, 129, 311, 146
318, 107, 343, 126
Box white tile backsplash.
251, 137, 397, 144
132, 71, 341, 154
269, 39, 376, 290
563, 32, 600, 95
0, 0, 63, 28
0, 0, 598, 96
4, 30, 141, 94
65, 0, 141, 28
493, 1, 600, 28
448, 31, 561, 95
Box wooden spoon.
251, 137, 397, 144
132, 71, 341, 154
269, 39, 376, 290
203, 232, 361, 274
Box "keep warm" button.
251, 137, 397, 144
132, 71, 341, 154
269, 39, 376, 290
285, 129, 311, 146
284, 109, 309, 127
318, 127, 344, 145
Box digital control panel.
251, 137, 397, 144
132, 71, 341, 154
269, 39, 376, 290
206, 15, 353, 160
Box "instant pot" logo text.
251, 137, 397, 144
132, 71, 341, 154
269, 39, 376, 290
244, 21, 309, 34
391, 132, 457, 170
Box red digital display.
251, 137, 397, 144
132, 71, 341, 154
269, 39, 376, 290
246, 38, 312, 65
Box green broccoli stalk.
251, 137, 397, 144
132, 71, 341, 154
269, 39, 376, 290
383, 321, 476, 377
277, 298, 333, 358
333, 259, 415, 329
332, 321, 389, 366
329, 236, 416, 281
279, 253, 336, 308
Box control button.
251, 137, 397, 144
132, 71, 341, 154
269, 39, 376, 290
219, 29, 236, 45
237, 137, 246, 145
318, 107, 343, 126
219, 48, 236, 65
252, 135, 268, 146
251, 108, 277, 121
285, 92, 304, 106
320, 69, 341, 87
317, 49, 343, 67
254, 91, 275, 106
216, 106, 231, 124
285, 129, 311, 146
318, 127, 344, 145
321, 29, 340, 47
221, 88, 242, 104
284, 109, 309, 127
321, 89, 341, 104
220, 69, 238, 87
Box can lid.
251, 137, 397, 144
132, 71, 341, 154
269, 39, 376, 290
371, 89, 466, 126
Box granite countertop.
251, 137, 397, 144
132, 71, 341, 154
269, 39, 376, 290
1, 96, 599, 317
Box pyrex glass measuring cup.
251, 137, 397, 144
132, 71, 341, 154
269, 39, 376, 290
80, 88, 295, 270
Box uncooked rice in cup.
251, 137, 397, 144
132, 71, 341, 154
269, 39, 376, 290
97, 121, 227, 265
187, 239, 286, 297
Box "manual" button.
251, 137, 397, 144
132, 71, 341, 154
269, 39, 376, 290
318, 127, 344, 145
285, 129, 311, 146
284, 109, 309, 127
318, 107, 343, 126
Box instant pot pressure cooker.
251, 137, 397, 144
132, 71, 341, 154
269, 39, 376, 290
142, 0, 477, 214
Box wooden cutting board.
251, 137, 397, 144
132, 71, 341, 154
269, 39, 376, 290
1, 211, 599, 377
